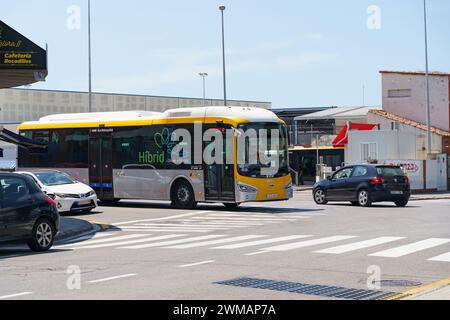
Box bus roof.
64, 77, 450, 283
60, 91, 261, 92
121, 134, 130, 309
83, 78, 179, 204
18, 106, 282, 130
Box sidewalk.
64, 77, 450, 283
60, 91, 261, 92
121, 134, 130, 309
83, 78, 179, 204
56, 217, 100, 242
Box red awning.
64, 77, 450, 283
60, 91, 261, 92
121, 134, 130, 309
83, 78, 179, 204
332, 123, 378, 147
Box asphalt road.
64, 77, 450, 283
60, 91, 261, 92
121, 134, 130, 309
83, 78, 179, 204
0, 192, 449, 300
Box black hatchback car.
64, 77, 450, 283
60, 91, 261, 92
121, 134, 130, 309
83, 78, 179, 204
0, 173, 60, 252
313, 165, 411, 207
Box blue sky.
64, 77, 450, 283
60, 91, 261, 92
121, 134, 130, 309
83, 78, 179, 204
3, 0, 450, 108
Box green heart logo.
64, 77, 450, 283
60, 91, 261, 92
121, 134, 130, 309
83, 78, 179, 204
154, 128, 171, 149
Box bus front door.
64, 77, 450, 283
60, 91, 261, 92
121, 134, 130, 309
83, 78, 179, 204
89, 135, 114, 200
204, 126, 235, 202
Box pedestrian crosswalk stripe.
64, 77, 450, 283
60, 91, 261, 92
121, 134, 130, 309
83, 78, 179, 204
212, 235, 313, 250
260, 236, 358, 252
205, 213, 302, 220
190, 217, 296, 222
369, 238, 450, 258
119, 235, 227, 249
166, 235, 266, 249
183, 220, 264, 226
122, 225, 229, 230
315, 237, 405, 254
428, 252, 450, 262
58, 234, 148, 248
121, 228, 211, 233
134, 223, 233, 229
72, 234, 185, 250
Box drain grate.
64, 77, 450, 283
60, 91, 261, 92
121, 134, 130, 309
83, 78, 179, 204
375, 280, 422, 287
215, 277, 396, 300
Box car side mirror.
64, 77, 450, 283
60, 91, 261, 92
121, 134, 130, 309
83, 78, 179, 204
327, 176, 332, 181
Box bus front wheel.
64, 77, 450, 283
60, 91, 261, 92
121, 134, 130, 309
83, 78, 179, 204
172, 180, 197, 210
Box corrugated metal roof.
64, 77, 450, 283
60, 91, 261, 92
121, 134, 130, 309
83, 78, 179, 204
369, 109, 450, 137
295, 106, 380, 121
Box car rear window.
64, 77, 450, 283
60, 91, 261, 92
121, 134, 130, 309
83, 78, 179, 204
376, 166, 405, 177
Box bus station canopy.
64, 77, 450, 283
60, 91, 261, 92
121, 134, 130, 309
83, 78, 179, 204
0, 20, 47, 89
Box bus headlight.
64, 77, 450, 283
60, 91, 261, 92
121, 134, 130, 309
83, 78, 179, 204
285, 182, 293, 190
238, 183, 257, 193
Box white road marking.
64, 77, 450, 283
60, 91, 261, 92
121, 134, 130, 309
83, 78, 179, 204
166, 235, 266, 249
206, 213, 304, 220
428, 252, 450, 262
121, 228, 210, 233
369, 238, 450, 258
119, 235, 226, 249
87, 274, 137, 284
178, 260, 215, 268
315, 237, 406, 254
71, 235, 185, 249
114, 211, 213, 226
122, 225, 229, 230
190, 217, 295, 222
244, 251, 269, 256
261, 236, 358, 252
0, 292, 33, 300
213, 235, 312, 250
134, 223, 233, 229
57, 234, 148, 248
183, 220, 264, 226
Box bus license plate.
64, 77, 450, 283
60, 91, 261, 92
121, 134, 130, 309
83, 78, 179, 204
391, 191, 403, 195
266, 194, 278, 199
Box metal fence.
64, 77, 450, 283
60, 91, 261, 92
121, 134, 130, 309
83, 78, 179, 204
287, 125, 339, 147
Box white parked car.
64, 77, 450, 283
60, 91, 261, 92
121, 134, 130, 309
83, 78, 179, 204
16, 170, 98, 213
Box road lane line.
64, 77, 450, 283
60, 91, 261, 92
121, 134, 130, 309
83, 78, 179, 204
57, 234, 149, 248
213, 235, 312, 250
244, 251, 269, 256
315, 237, 406, 254
114, 211, 213, 226
72, 234, 186, 249
119, 235, 226, 249
87, 274, 137, 284
369, 238, 450, 258
205, 214, 304, 220
261, 236, 358, 252
0, 292, 33, 300
166, 235, 266, 249
178, 260, 215, 268
428, 252, 450, 262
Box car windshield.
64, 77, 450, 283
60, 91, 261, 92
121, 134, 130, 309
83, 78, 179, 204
377, 166, 405, 177
34, 172, 76, 186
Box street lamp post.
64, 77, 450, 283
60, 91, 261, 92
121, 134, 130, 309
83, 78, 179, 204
88, 0, 93, 113
219, 5, 227, 106
199, 72, 208, 106
423, 0, 432, 157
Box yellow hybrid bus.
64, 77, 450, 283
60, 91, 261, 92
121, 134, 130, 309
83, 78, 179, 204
18, 107, 293, 209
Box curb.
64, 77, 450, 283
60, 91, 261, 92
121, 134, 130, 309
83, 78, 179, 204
55, 219, 112, 243
384, 278, 450, 300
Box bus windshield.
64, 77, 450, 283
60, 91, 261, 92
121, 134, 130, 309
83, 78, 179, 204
237, 122, 289, 178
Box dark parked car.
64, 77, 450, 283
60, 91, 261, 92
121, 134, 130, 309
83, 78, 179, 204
313, 165, 411, 207
0, 173, 60, 252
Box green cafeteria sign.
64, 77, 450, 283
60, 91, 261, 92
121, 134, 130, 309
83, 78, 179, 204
0, 20, 47, 70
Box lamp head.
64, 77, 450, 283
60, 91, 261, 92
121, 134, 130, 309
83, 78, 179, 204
219, 5, 226, 11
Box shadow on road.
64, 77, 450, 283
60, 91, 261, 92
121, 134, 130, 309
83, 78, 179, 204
98, 201, 324, 215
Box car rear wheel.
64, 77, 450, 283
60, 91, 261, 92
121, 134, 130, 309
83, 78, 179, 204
173, 180, 197, 209
395, 200, 409, 207
350, 201, 359, 206
314, 189, 328, 205
358, 189, 372, 207
27, 218, 55, 252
